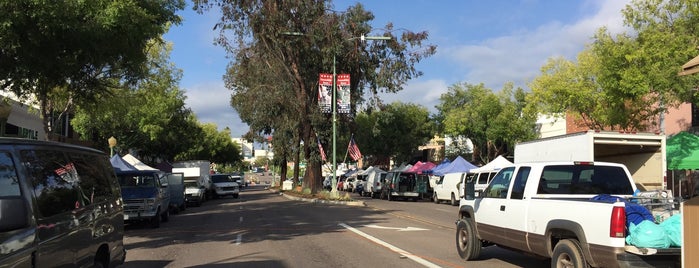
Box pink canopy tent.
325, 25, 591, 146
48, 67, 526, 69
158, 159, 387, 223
407, 161, 436, 174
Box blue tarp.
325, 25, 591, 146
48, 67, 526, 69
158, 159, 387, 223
110, 154, 137, 172
431, 156, 477, 176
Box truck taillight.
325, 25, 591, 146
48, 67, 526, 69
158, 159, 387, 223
610, 206, 626, 238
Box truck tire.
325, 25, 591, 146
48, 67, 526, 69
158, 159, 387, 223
433, 193, 439, 203
456, 219, 481, 260
552, 239, 587, 268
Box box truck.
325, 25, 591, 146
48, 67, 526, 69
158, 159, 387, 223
514, 130, 666, 190
172, 160, 213, 200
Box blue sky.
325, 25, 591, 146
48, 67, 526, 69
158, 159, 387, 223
163, 0, 630, 138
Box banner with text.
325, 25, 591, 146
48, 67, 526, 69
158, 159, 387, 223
336, 74, 351, 114
318, 73, 333, 113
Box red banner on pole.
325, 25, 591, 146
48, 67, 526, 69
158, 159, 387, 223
336, 74, 351, 114
318, 73, 332, 114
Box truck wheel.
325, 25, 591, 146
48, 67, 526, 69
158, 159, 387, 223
552, 239, 587, 268
433, 193, 439, 203
161, 207, 170, 222
450, 193, 457, 206
150, 209, 161, 228
456, 219, 481, 260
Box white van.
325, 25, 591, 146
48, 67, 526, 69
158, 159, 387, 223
432, 172, 465, 205
365, 170, 386, 198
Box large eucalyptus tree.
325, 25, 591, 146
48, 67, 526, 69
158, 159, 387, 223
194, 0, 435, 192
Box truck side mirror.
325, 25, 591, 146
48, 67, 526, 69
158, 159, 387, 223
465, 181, 476, 200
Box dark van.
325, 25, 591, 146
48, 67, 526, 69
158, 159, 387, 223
0, 138, 126, 267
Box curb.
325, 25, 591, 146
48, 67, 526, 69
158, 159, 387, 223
269, 188, 366, 207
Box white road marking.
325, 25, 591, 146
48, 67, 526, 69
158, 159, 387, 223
339, 223, 441, 268
365, 224, 428, 232
236, 234, 242, 245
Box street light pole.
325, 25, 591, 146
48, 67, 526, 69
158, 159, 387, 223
281, 32, 390, 197
330, 35, 390, 197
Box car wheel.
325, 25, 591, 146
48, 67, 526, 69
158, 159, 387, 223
450, 193, 457, 206
180, 203, 186, 212
552, 239, 587, 268
196, 199, 202, 207
456, 219, 481, 260
233, 193, 239, 198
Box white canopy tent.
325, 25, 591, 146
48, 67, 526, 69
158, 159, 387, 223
123, 154, 159, 171
470, 155, 513, 173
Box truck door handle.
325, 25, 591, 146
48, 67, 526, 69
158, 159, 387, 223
500, 205, 505, 211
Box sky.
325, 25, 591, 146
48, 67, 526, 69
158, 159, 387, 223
163, 0, 631, 138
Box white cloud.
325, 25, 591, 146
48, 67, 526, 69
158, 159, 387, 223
378, 79, 448, 113
441, 0, 630, 90
184, 81, 249, 138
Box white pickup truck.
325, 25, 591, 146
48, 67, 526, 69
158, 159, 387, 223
456, 161, 680, 268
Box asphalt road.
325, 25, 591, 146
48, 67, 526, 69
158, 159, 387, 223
119, 185, 549, 268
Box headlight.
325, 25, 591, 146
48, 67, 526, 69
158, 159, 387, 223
145, 198, 156, 209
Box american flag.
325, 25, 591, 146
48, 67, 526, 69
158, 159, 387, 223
317, 137, 327, 162
347, 136, 362, 161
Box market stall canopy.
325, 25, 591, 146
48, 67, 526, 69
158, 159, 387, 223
667, 131, 699, 170
123, 154, 159, 171
432, 156, 477, 176
426, 158, 451, 174
110, 154, 136, 172
470, 155, 513, 173
407, 161, 436, 174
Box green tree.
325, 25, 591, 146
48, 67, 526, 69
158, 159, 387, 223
355, 102, 435, 165
176, 123, 242, 166
0, 0, 184, 140
194, 1, 435, 193
439, 82, 536, 164
528, 0, 699, 131
71, 40, 201, 164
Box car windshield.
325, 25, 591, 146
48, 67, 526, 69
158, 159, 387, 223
211, 175, 233, 183
184, 181, 199, 188
118, 175, 157, 187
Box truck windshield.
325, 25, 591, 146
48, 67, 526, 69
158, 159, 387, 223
211, 175, 233, 183
118, 175, 157, 187
539, 165, 633, 195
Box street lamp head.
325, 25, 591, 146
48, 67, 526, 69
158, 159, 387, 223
108, 136, 117, 148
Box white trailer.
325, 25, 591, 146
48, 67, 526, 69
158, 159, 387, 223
514, 130, 667, 190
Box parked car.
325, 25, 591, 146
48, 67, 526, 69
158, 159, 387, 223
0, 138, 125, 267
184, 180, 205, 206
210, 174, 240, 198
116, 170, 171, 228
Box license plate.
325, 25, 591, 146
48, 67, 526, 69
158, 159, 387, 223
124, 215, 129, 220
